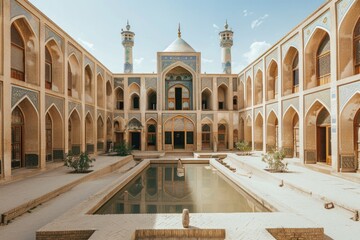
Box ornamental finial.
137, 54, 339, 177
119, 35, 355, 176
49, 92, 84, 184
224, 19, 228, 30
126, 20, 130, 31
178, 23, 181, 38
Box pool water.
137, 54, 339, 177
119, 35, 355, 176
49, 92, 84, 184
95, 163, 268, 214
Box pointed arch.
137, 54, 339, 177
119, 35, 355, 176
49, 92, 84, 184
338, 0, 360, 79
146, 118, 157, 151
68, 109, 81, 154
130, 92, 140, 110
46, 105, 64, 161
266, 60, 278, 101
85, 113, 94, 153
68, 54, 81, 99
239, 81, 245, 109
339, 92, 360, 170
97, 73, 104, 108
105, 80, 112, 109
84, 64, 93, 102
115, 87, 124, 110
304, 100, 331, 164
245, 115, 253, 146
45, 38, 64, 93
254, 70, 263, 105
218, 84, 228, 110
266, 111, 278, 151
11, 98, 39, 168
304, 28, 331, 90
11, 17, 39, 85
164, 115, 195, 151
201, 88, 212, 110
97, 115, 105, 152
254, 113, 264, 151
283, 46, 299, 96
147, 88, 157, 110
246, 77, 252, 107
218, 121, 228, 150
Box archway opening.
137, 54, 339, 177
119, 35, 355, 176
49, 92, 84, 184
46, 106, 63, 161
218, 84, 228, 110
201, 124, 212, 150
283, 47, 299, 95
147, 120, 157, 151
201, 88, 212, 110
266, 112, 278, 152
267, 61, 278, 101
164, 116, 194, 151
218, 123, 228, 150
254, 70, 263, 105
283, 107, 299, 157
254, 114, 263, 151
85, 114, 94, 153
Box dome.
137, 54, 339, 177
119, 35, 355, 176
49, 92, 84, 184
164, 37, 196, 52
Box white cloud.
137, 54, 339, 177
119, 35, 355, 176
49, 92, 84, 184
251, 14, 269, 29
202, 57, 213, 63
213, 24, 219, 30
243, 41, 271, 63
134, 57, 144, 65
243, 10, 253, 17
77, 38, 94, 50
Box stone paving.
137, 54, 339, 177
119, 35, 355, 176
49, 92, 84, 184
0, 155, 132, 223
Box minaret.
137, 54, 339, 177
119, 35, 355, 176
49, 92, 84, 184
121, 20, 135, 73
219, 20, 233, 74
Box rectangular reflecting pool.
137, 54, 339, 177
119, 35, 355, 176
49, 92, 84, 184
95, 163, 269, 214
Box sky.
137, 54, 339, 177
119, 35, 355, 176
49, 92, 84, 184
28, 0, 326, 74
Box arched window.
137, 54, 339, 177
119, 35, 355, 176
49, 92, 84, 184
11, 25, 25, 81
317, 35, 331, 85
67, 63, 72, 96
132, 94, 140, 110
292, 53, 299, 92
45, 47, 52, 89
116, 88, 124, 110
202, 124, 211, 149
354, 18, 360, 74
148, 91, 157, 110
147, 124, 156, 147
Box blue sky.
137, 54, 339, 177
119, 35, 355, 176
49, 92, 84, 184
29, 0, 326, 74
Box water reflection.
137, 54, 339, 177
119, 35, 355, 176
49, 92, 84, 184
96, 164, 268, 214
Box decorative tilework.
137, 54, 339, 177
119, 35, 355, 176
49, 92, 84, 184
201, 78, 212, 91
161, 56, 197, 72
45, 95, 64, 117
282, 34, 300, 59
201, 114, 213, 121
217, 77, 229, 87
145, 78, 157, 90
254, 60, 263, 73
162, 113, 196, 124
304, 10, 331, 47
145, 113, 158, 122
339, 81, 360, 112
304, 89, 330, 114
68, 101, 81, 115
128, 77, 141, 86
45, 26, 63, 49
97, 66, 104, 77
114, 78, 124, 88
265, 49, 278, 69
11, 86, 39, 111
254, 107, 263, 118
283, 97, 299, 114
337, 0, 356, 26
97, 110, 105, 120
10, 0, 39, 38
114, 113, 124, 120
85, 105, 95, 118
84, 56, 95, 70
245, 69, 252, 81
68, 43, 81, 61
240, 74, 244, 83
266, 103, 278, 118
129, 113, 141, 122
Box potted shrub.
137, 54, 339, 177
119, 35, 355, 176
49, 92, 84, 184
114, 142, 133, 156
64, 151, 95, 173
262, 148, 287, 172
235, 140, 252, 155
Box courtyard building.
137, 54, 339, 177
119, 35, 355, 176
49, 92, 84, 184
0, 0, 360, 180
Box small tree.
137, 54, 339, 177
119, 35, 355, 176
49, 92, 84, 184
64, 151, 95, 173
114, 142, 132, 156
262, 148, 287, 172
235, 140, 252, 152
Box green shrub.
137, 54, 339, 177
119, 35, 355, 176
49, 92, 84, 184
262, 148, 287, 172
114, 142, 133, 156
235, 140, 252, 152
64, 151, 95, 173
